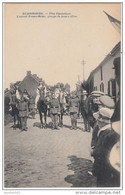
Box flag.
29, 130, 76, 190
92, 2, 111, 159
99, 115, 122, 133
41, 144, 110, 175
103, 11, 121, 33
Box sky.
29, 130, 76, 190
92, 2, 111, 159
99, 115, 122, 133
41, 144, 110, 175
4, 3, 121, 90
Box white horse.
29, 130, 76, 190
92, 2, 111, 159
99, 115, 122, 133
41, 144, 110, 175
55, 89, 66, 127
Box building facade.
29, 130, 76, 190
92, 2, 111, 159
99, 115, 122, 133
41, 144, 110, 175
19, 71, 41, 97
85, 42, 120, 101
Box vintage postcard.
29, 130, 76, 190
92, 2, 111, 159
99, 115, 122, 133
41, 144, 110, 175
2, 1, 123, 194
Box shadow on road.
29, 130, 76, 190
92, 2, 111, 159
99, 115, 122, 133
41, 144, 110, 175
64, 155, 97, 187
33, 121, 85, 132
33, 121, 53, 129
63, 124, 83, 131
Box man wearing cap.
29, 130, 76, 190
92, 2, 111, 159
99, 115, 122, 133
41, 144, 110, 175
91, 95, 115, 149
99, 95, 115, 110
17, 93, 29, 131
9, 84, 19, 129
69, 91, 79, 130
49, 92, 60, 130
91, 108, 120, 187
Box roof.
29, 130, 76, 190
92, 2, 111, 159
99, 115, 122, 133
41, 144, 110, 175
32, 74, 41, 83
19, 73, 41, 87
87, 42, 120, 81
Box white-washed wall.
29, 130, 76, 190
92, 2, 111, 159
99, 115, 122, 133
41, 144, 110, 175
93, 51, 120, 94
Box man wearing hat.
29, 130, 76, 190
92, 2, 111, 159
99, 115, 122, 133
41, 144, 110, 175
111, 57, 120, 122
91, 107, 114, 151
91, 108, 120, 187
85, 91, 104, 129
80, 90, 90, 132
69, 91, 79, 130
49, 92, 60, 130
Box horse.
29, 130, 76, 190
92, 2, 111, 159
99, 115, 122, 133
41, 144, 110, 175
9, 87, 20, 129
58, 91, 66, 127
36, 89, 48, 129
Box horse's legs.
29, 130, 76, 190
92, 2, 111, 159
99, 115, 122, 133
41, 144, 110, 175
13, 114, 16, 129
61, 112, 63, 127
58, 114, 61, 126
43, 112, 47, 128
17, 115, 21, 129
58, 112, 63, 127
20, 117, 23, 130
39, 110, 43, 128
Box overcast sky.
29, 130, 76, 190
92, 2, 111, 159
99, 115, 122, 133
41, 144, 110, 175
4, 3, 121, 90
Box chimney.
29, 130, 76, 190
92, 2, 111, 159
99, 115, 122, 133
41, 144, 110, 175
27, 71, 31, 76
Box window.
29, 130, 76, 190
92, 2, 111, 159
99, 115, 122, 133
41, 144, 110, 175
100, 82, 104, 92
108, 79, 116, 97
100, 66, 103, 81
94, 86, 97, 91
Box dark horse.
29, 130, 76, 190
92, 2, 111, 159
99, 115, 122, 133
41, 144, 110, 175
9, 88, 20, 129
37, 91, 48, 129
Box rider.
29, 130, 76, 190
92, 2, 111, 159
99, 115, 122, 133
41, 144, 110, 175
35, 80, 47, 110
23, 89, 30, 102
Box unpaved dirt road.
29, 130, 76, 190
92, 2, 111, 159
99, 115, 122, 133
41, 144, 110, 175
4, 114, 96, 188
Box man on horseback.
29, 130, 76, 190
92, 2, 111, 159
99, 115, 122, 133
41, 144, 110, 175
54, 86, 67, 127
35, 81, 48, 129
58, 90, 66, 127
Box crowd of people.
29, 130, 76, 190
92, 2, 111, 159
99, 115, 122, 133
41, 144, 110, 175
8, 57, 120, 187
89, 57, 120, 187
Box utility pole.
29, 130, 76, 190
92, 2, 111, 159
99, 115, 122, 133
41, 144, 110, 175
81, 60, 85, 82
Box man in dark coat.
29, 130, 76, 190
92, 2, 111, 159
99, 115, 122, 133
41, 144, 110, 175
111, 57, 120, 122
80, 90, 90, 132
9, 84, 19, 129
92, 108, 120, 187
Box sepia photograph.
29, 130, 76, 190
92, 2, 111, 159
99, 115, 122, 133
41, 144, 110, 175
2, 1, 122, 192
